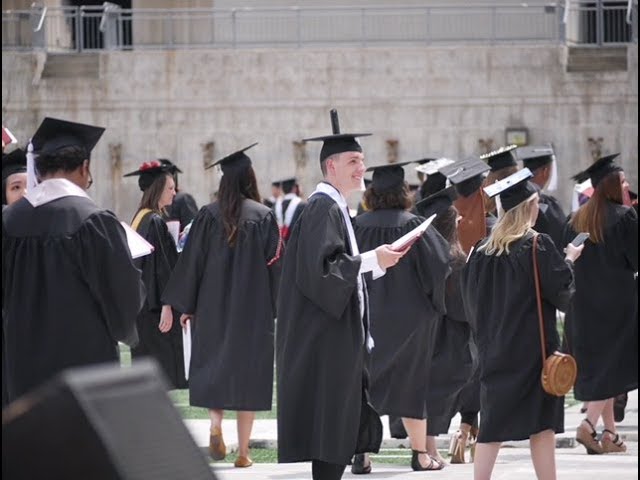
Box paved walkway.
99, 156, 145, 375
183, 389, 638, 479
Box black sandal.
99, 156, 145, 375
351, 453, 372, 474
411, 450, 445, 471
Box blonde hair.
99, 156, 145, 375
477, 193, 537, 256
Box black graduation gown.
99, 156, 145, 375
131, 212, 186, 389
535, 192, 567, 251
564, 203, 638, 401
426, 263, 478, 435
354, 209, 451, 419
165, 191, 198, 231
461, 233, 573, 442
2, 196, 143, 402
163, 199, 281, 410
276, 193, 376, 465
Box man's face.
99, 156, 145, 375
327, 151, 366, 195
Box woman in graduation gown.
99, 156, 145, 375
565, 154, 638, 455
125, 161, 186, 390
415, 188, 478, 465
353, 162, 451, 472
461, 169, 583, 480
162, 144, 282, 468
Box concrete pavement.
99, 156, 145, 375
183, 389, 638, 479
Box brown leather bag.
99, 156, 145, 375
532, 234, 578, 397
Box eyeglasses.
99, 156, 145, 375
87, 170, 93, 189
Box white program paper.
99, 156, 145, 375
120, 221, 154, 259
182, 320, 191, 380
390, 214, 437, 251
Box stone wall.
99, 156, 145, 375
2, 44, 637, 220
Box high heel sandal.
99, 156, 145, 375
411, 450, 445, 471
448, 430, 468, 464
601, 429, 627, 453
575, 418, 603, 455
351, 453, 372, 475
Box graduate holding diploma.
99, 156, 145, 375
276, 110, 410, 480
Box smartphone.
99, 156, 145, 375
571, 232, 590, 247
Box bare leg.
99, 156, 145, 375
585, 400, 607, 429
473, 442, 500, 480
236, 411, 255, 458
209, 408, 224, 431
530, 429, 556, 480
402, 417, 434, 468
601, 398, 615, 435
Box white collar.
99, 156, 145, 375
311, 181, 348, 210
24, 178, 92, 207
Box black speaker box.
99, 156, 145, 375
2, 359, 216, 480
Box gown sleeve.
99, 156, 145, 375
295, 201, 361, 320
619, 207, 638, 272
162, 208, 213, 314
537, 233, 575, 313
411, 219, 452, 316
75, 211, 144, 346
260, 211, 283, 315
140, 214, 178, 312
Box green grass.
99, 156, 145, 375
120, 343, 580, 421
119, 344, 277, 419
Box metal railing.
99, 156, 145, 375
2, 2, 637, 53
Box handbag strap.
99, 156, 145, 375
532, 234, 548, 362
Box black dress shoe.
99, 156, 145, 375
351, 454, 372, 475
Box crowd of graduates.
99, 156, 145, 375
2, 111, 637, 480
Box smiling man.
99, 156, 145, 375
275, 110, 409, 480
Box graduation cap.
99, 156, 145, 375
516, 145, 555, 171
480, 144, 518, 172
30, 117, 105, 157
124, 160, 175, 192
205, 142, 257, 174
483, 168, 537, 212
365, 160, 416, 192
2, 126, 18, 148
277, 176, 297, 192
415, 185, 457, 218
440, 156, 490, 198
158, 159, 183, 175
27, 117, 105, 189
572, 153, 622, 188
415, 157, 455, 176
271, 180, 282, 188
2, 148, 27, 182
303, 109, 371, 164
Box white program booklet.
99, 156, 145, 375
390, 214, 437, 251
166, 220, 180, 246
182, 320, 191, 380
120, 221, 154, 259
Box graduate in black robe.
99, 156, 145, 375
124, 161, 186, 390
415, 188, 478, 464
274, 176, 306, 241
2, 117, 143, 403
276, 111, 408, 480
565, 155, 637, 454
2, 148, 28, 406
437, 156, 492, 457
159, 159, 199, 231
353, 162, 451, 472
163, 144, 281, 468
461, 168, 582, 479
517, 145, 567, 250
